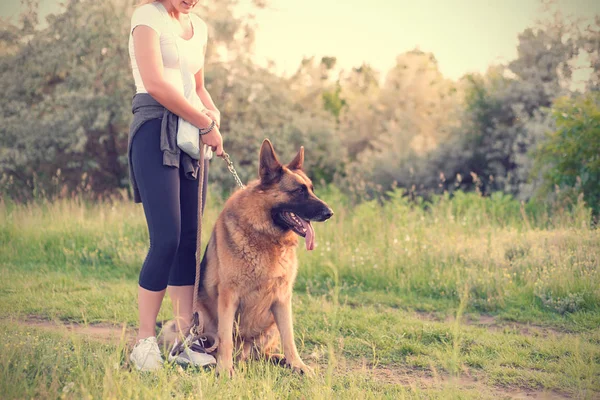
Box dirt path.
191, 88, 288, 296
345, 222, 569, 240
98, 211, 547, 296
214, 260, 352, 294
337, 359, 572, 400
414, 311, 570, 338
2, 315, 136, 344
369, 367, 570, 399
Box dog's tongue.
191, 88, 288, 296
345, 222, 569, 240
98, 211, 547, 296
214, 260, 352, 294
299, 219, 315, 251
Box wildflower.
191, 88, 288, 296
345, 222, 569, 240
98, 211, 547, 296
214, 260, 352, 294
63, 382, 75, 394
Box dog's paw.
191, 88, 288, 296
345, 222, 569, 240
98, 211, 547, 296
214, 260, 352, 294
287, 360, 314, 377
215, 363, 234, 378
266, 353, 286, 366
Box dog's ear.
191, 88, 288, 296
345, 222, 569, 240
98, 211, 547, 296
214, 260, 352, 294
259, 139, 283, 184
287, 146, 304, 171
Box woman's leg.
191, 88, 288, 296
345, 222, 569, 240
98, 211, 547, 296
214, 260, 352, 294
131, 119, 182, 340
166, 285, 193, 336
167, 159, 209, 337
137, 286, 166, 340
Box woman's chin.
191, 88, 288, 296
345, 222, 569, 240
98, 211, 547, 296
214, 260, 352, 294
179, 1, 194, 12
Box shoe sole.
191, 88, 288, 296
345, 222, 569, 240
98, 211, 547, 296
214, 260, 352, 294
168, 353, 216, 367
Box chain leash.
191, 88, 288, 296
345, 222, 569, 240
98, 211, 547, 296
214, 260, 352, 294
221, 152, 245, 189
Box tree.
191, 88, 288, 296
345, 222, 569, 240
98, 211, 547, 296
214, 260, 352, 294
334, 50, 462, 198
204, 59, 342, 190
336, 63, 381, 160
579, 16, 600, 91
418, 17, 580, 199
534, 92, 600, 215
0, 0, 133, 199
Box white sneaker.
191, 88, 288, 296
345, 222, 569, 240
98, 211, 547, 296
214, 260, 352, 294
168, 339, 217, 367
130, 336, 164, 371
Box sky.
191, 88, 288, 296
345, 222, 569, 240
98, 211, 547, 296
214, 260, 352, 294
2, 0, 599, 80
246, 0, 600, 80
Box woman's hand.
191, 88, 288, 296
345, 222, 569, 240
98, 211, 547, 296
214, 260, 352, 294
201, 125, 224, 157
204, 109, 221, 128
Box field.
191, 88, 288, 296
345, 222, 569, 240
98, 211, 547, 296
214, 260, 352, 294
0, 188, 599, 399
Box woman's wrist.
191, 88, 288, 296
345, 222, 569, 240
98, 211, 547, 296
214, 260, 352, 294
203, 108, 221, 128
199, 120, 216, 135
193, 110, 214, 130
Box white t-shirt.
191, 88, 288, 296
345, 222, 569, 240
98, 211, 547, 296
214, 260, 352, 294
128, 2, 208, 95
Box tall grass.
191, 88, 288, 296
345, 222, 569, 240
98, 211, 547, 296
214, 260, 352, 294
297, 187, 599, 317
1, 188, 598, 319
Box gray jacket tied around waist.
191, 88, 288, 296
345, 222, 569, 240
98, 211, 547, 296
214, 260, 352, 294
128, 93, 199, 203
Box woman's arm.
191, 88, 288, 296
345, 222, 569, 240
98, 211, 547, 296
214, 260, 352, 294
132, 25, 223, 155
196, 67, 219, 112
195, 49, 220, 127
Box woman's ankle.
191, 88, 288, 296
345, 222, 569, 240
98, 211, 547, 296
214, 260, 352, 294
137, 326, 157, 341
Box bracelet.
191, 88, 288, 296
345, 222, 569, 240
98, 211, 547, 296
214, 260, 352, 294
199, 120, 215, 135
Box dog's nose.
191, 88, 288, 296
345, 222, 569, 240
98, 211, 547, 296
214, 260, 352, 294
320, 208, 334, 221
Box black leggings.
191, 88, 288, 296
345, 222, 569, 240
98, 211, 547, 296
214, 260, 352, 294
131, 118, 208, 291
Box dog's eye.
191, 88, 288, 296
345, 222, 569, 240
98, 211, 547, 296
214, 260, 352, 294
295, 185, 307, 194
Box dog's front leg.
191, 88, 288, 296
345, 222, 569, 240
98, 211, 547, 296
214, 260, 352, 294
271, 296, 314, 376
216, 286, 239, 378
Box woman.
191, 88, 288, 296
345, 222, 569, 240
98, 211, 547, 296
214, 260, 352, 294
127, 0, 223, 371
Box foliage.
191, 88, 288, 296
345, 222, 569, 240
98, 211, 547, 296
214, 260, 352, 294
331, 13, 596, 205
534, 92, 600, 215
400, 20, 580, 201
333, 51, 462, 199
0, 0, 134, 200
206, 58, 342, 193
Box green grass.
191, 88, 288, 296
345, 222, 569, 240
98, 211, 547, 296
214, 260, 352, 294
0, 189, 599, 399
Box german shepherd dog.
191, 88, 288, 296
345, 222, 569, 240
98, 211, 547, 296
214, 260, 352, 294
196, 139, 333, 377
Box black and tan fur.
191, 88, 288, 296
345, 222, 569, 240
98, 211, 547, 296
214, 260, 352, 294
192, 139, 333, 377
